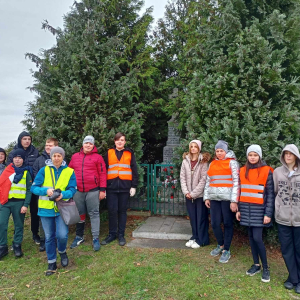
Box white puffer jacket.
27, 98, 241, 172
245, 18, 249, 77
180, 152, 211, 199
203, 150, 240, 203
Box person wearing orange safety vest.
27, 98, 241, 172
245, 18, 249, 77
204, 140, 240, 263
236, 145, 274, 283
101, 132, 138, 247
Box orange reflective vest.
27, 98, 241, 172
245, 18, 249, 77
240, 166, 272, 205
207, 159, 233, 188
107, 149, 132, 181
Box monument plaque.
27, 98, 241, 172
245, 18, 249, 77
163, 115, 180, 163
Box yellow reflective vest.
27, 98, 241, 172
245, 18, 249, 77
38, 166, 74, 212
8, 170, 27, 200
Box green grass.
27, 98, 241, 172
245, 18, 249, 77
0, 214, 299, 300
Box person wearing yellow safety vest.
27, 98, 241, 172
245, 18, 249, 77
236, 145, 274, 283
101, 132, 138, 247
204, 140, 240, 263
31, 147, 76, 276
0, 149, 32, 260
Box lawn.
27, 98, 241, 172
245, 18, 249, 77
0, 213, 298, 300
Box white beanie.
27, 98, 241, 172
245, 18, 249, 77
83, 135, 95, 146
189, 140, 202, 151
247, 144, 262, 159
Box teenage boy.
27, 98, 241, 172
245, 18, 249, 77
0, 149, 32, 259
7, 131, 40, 244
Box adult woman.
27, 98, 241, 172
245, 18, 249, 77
31, 147, 76, 276
69, 135, 106, 251
236, 145, 274, 283
180, 140, 210, 248
273, 144, 300, 293
204, 140, 240, 263
101, 132, 138, 246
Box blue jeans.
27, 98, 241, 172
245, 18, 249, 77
41, 215, 68, 263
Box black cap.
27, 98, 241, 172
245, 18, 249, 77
13, 149, 26, 160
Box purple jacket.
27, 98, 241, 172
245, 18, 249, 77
69, 146, 106, 193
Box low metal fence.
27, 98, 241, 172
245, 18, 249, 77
128, 163, 187, 216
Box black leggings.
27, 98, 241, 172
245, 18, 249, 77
210, 200, 233, 251
248, 227, 268, 269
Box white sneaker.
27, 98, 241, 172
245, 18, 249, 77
185, 239, 195, 247
191, 241, 201, 249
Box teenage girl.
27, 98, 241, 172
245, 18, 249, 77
236, 145, 274, 283
204, 140, 240, 263
273, 144, 300, 294
180, 140, 211, 248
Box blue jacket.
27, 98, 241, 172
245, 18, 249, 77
31, 160, 77, 217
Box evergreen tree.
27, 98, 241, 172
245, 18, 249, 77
24, 0, 165, 165
177, 0, 300, 166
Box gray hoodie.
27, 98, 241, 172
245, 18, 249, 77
273, 144, 300, 227
203, 150, 240, 202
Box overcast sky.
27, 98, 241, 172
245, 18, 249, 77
0, 0, 167, 148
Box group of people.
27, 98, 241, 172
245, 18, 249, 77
1, 131, 300, 292
0, 131, 138, 276
180, 139, 300, 293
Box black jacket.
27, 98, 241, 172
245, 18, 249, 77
33, 150, 50, 178
239, 162, 275, 227
104, 146, 138, 192
7, 131, 39, 167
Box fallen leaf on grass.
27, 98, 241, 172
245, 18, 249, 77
26, 285, 30, 288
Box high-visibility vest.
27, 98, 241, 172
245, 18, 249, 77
207, 159, 233, 188
240, 166, 272, 205
38, 166, 74, 212
8, 170, 27, 199
107, 149, 132, 181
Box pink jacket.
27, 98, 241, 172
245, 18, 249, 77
69, 146, 107, 193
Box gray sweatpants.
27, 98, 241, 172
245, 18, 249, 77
73, 190, 100, 239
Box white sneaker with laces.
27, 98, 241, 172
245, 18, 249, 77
191, 241, 201, 249
185, 239, 195, 247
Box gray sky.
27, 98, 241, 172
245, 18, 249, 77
0, 0, 167, 148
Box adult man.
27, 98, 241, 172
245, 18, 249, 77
0, 149, 32, 259
32, 138, 58, 251
69, 136, 106, 251
7, 131, 40, 244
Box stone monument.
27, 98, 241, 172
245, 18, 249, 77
163, 89, 180, 163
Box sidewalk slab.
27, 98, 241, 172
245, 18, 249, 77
127, 238, 188, 249
132, 216, 191, 240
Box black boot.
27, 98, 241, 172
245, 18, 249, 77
0, 245, 8, 260
101, 234, 116, 245
39, 239, 45, 252
60, 252, 69, 267
45, 262, 57, 276
13, 243, 23, 258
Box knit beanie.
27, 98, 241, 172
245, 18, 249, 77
215, 140, 229, 153
12, 149, 26, 160
50, 147, 65, 159
247, 144, 262, 159
189, 140, 202, 151
83, 135, 95, 145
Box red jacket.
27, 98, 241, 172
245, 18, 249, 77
0, 164, 14, 205
69, 146, 107, 193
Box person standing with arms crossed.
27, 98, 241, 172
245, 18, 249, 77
101, 132, 138, 246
